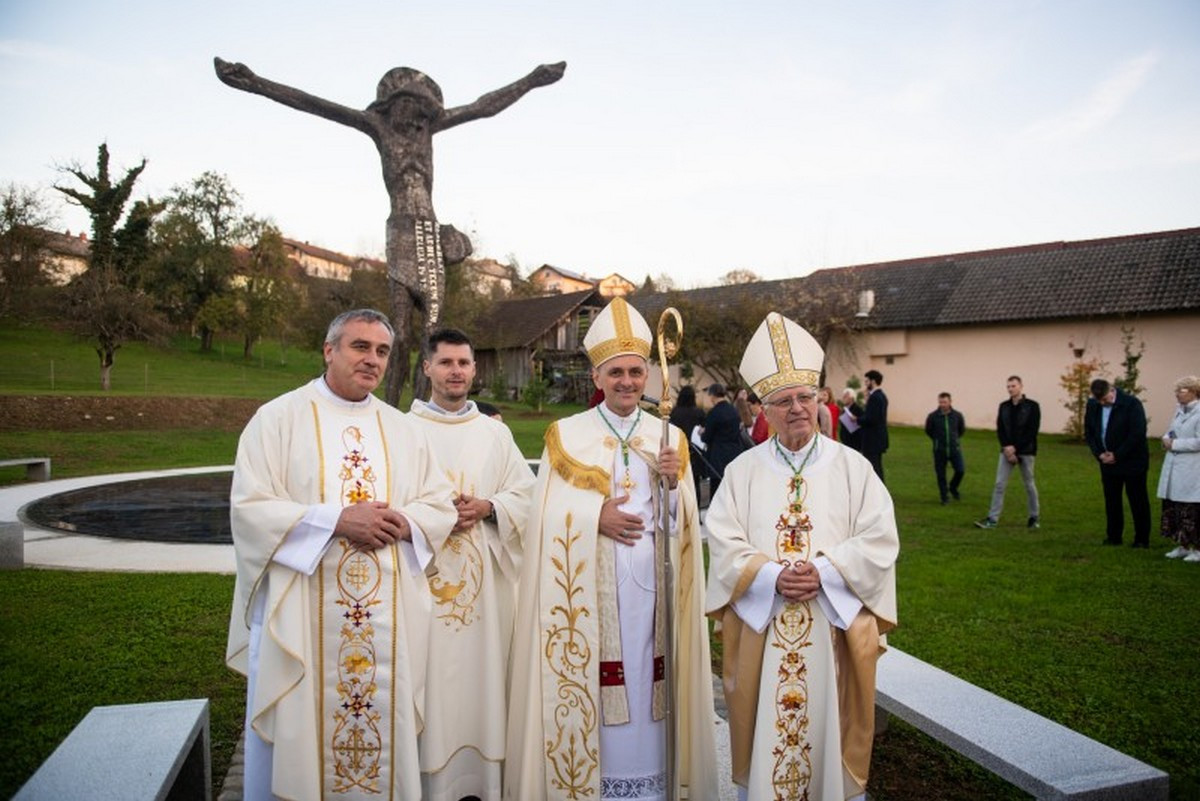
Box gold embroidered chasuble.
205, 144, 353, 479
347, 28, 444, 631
407, 401, 535, 796
704, 437, 898, 801
504, 409, 719, 800
227, 381, 456, 801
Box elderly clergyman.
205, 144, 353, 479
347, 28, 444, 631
227, 308, 456, 801
506, 297, 718, 800
705, 311, 899, 801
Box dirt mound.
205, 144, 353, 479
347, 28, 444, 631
0, 395, 265, 432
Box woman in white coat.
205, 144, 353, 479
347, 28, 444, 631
1160, 375, 1200, 561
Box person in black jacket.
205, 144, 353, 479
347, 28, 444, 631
925, 392, 966, 504
701, 383, 745, 494
975, 375, 1041, 529
858, 370, 889, 481
1085, 379, 1152, 547
670, 385, 714, 500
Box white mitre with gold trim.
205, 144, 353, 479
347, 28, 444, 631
739, 311, 825, 399
583, 297, 652, 367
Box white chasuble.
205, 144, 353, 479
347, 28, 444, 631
408, 400, 535, 800
505, 408, 719, 801
228, 380, 456, 801
704, 437, 898, 801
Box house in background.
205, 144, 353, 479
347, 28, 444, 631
472, 288, 605, 400
463, 258, 519, 295
39, 230, 90, 284
631, 227, 1199, 433
596, 272, 636, 298
528, 264, 595, 295
281, 238, 357, 282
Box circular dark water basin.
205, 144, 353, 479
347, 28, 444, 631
23, 472, 233, 544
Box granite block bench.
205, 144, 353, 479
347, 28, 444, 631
875, 647, 1168, 800
14, 698, 211, 801
0, 457, 51, 481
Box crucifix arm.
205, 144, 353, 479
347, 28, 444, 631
214, 57, 375, 137
437, 61, 566, 131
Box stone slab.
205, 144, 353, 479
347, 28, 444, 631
0, 520, 23, 568
876, 647, 1168, 800
0, 457, 50, 481
14, 698, 211, 801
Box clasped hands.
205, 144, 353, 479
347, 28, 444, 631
775, 560, 821, 602
336, 501, 411, 551
452, 493, 493, 533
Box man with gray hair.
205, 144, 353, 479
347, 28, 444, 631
228, 308, 456, 801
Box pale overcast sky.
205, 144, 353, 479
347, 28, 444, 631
2, 0, 1197, 288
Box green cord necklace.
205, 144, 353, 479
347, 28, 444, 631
774, 435, 818, 550
597, 405, 642, 492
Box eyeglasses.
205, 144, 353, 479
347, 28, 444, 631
767, 393, 817, 411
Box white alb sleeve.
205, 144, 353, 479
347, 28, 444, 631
273, 503, 340, 575
813, 555, 863, 630
732, 560, 786, 634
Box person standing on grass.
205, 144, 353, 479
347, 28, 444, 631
505, 297, 717, 800
408, 327, 535, 800
925, 392, 966, 504
857, 370, 889, 481
227, 308, 456, 801
705, 311, 898, 801
1085, 378, 1152, 548
1159, 375, 1200, 562
975, 375, 1041, 530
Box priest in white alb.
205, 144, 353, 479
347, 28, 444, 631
408, 327, 535, 800
227, 309, 457, 801
705, 312, 899, 801
505, 297, 719, 800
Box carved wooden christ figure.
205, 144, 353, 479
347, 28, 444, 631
214, 56, 566, 404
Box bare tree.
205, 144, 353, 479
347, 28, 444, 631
719, 268, 760, 285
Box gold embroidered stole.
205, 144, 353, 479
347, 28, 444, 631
312, 404, 404, 798
595, 471, 668, 726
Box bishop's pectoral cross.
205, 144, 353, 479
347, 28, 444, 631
619, 441, 635, 492
776, 475, 813, 553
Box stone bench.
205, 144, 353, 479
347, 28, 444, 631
14, 698, 211, 801
0, 457, 51, 481
875, 647, 1168, 800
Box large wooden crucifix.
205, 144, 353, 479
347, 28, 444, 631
214, 56, 566, 404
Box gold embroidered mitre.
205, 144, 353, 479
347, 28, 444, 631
738, 311, 825, 399
583, 297, 652, 367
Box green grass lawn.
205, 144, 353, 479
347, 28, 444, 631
1, 319, 1196, 798
0, 319, 325, 397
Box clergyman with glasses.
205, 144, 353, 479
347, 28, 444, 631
704, 311, 899, 801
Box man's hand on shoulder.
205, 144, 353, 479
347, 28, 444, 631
336, 501, 411, 550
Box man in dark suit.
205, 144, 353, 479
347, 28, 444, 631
1085, 379, 1151, 547
858, 369, 889, 481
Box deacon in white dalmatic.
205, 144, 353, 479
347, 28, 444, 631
227, 309, 457, 801
705, 312, 899, 801
408, 327, 535, 800
506, 297, 719, 800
